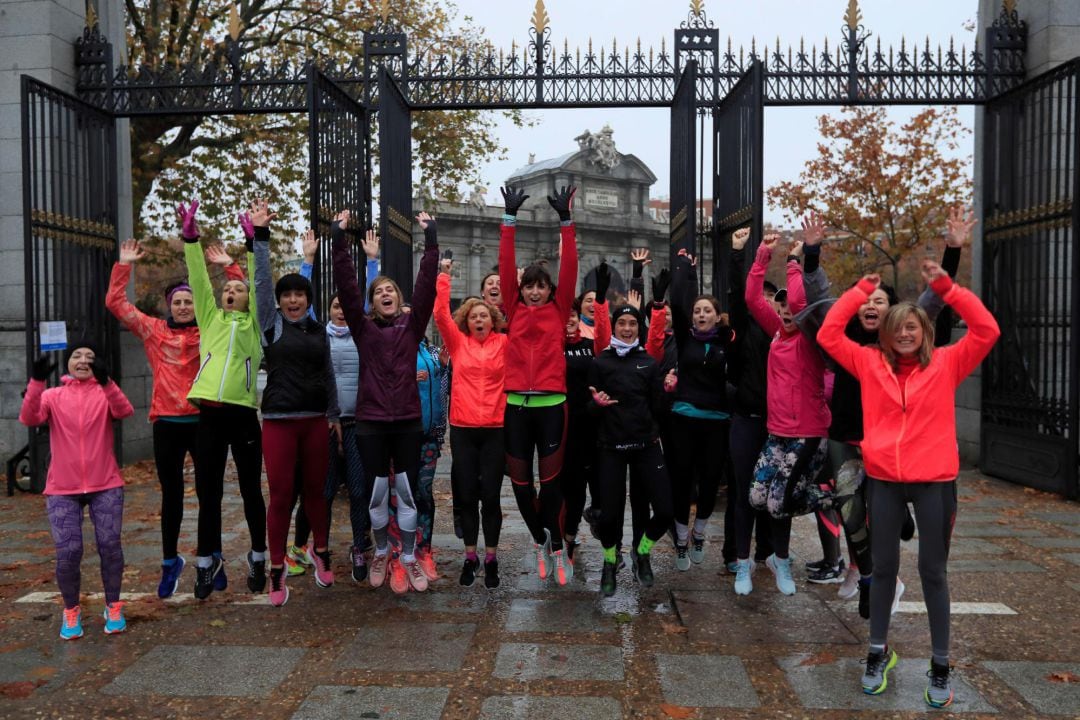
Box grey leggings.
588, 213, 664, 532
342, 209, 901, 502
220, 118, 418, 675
868, 478, 957, 659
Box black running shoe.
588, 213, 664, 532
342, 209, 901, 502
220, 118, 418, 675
808, 558, 846, 585
460, 557, 479, 587
246, 551, 266, 593
601, 560, 617, 597
901, 506, 916, 541
805, 557, 831, 571
632, 551, 654, 587
194, 557, 222, 600
858, 577, 872, 619
483, 558, 500, 589
583, 506, 601, 541
349, 546, 368, 583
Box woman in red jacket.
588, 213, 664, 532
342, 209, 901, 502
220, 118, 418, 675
434, 259, 508, 588
20, 342, 134, 639
106, 239, 246, 599
817, 261, 999, 709
498, 184, 578, 586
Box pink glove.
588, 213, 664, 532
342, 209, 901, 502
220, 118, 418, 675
176, 200, 200, 240
237, 211, 255, 241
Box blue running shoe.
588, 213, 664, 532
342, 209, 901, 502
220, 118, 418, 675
103, 601, 127, 635
212, 554, 228, 591
734, 559, 754, 595
157, 555, 185, 599
767, 554, 796, 595
60, 606, 83, 640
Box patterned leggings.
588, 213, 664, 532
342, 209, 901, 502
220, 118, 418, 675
46, 487, 125, 609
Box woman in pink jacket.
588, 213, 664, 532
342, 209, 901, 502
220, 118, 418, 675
743, 233, 831, 596
19, 341, 135, 640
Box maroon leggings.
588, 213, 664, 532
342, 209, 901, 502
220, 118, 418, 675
264, 417, 330, 566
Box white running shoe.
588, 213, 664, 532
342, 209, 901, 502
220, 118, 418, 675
891, 578, 906, 615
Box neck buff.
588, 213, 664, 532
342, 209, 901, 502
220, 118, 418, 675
326, 322, 350, 338
580, 314, 595, 327
690, 326, 720, 342
166, 317, 197, 329
610, 337, 640, 357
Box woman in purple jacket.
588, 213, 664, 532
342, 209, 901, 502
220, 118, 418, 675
331, 209, 438, 593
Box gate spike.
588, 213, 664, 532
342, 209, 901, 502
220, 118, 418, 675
84, 1, 98, 30
228, 2, 242, 41
530, 0, 549, 36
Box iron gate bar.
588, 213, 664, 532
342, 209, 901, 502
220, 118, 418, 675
378, 67, 414, 300
669, 61, 696, 270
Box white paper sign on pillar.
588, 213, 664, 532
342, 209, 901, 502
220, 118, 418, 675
40, 321, 68, 352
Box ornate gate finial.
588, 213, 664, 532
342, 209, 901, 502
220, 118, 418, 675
379, 0, 390, 24
531, 0, 549, 36
228, 3, 242, 41
1002, 0, 1016, 14
844, 0, 862, 31
84, 1, 98, 30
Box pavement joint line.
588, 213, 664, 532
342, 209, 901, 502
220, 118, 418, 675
828, 600, 1017, 615
15, 591, 269, 605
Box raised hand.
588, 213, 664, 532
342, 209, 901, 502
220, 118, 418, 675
302, 229, 319, 263
249, 198, 277, 228
789, 240, 804, 258
594, 261, 611, 301
677, 248, 697, 267
800, 210, 827, 246
862, 273, 882, 288
500, 186, 530, 217
416, 211, 435, 230
31, 354, 56, 382
361, 229, 380, 260
761, 232, 781, 251
663, 369, 678, 393
118, 239, 145, 265
630, 248, 652, 265
627, 288, 642, 310
90, 357, 110, 386
732, 227, 750, 251
176, 200, 200, 240
439, 258, 453, 275
946, 206, 976, 248
205, 243, 234, 267
921, 259, 948, 285
547, 185, 576, 223
651, 268, 671, 303
237, 211, 255, 240
589, 386, 618, 407
334, 209, 351, 230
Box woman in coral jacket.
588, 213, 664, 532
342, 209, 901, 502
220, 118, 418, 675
433, 258, 508, 588
106, 238, 245, 599
498, 184, 579, 586
817, 261, 999, 709
20, 342, 134, 640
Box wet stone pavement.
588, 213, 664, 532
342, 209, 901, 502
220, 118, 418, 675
1, 461, 1079, 719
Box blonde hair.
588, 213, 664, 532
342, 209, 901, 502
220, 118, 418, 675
879, 302, 935, 370
452, 297, 505, 335
366, 276, 403, 319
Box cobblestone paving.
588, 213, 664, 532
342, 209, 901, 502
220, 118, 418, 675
0, 462, 1078, 718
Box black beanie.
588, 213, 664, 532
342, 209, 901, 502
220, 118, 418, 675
275, 273, 313, 304
64, 337, 100, 364
611, 303, 644, 328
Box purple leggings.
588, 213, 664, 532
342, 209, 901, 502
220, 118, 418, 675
46, 487, 124, 609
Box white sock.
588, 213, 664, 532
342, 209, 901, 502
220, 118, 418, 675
402, 553, 416, 564
249, 550, 265, 562
692, 518, 708, 538
374, 546, 389, 558
195, 555, 212, 569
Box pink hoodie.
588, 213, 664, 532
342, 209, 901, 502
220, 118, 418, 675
745, 244, 831, 438
19, 376, 134, 495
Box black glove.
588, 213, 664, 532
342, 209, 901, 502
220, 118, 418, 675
652, 268, 671, 303
547, 185, 576, 223
31, 355, 55, 382
90, 357, 110, 386
422, 217, 438, 249
594, 261, 611, 302
500, 186, 529, 217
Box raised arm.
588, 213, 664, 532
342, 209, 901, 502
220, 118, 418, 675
784, 240, 807, 315
178, 201, 218, 326
18, 356, 55, 427
592, 262, 612, 352
251, 199, 279, 335
433, 270, 464, 357
331, 211, 369, 339
799, 211, 831, 305
670, 251, 697, 352
920, 261, 1000, 382
745, 237, 784, 337
106, 241, 157, 341
408, 212, 439, 341
498, 186, 529, 320
630, 248, 650, 302
549, 186, 579, 322
645, 304, 667, 362
817, 276, 879, 377
361, 229, 381, 314
102, 376, 135, 420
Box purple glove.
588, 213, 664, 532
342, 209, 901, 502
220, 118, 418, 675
176, 200, 200, 241
237, 211, 255, 241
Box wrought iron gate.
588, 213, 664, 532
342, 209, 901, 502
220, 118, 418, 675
307, 69, 368, 314
377, 68, 414, 299
712, 61, 764, 307
20, 77, 120, 489
669, 61, 697, 267
980, 59, 1079, 498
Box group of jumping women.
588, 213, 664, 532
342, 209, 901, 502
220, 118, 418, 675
22, 183, 998, 708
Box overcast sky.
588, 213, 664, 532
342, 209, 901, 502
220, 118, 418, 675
456, 0, 979, 226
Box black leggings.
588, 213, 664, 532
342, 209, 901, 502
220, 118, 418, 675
194, 403, 265, 557
559, 413, 596, 539
869, 478, 957, 660
668, 413, 729, 526
450, 425, 505, 548
504, 402, 567, 551
152, 420, 198, 560
596, 444, 673, 550
730, 414, 787, 560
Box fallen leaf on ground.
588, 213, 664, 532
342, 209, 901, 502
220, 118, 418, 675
659, 703, 695, 718
661, 621, 688, 634
208, 619, 227, 628
1047, 671, 1080, 683
0, 681, 46, 698
613, 612, 633, 624
800, 651, 838, 666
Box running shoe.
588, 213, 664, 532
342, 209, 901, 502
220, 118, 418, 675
157, 555, 185, 599
388, 557, 409, 594
675, 543, 691, 571
566, 537, 579, 564
483, 557, 500, 589
925, 660, 954, 708
632, 551, 654, 587
349, 546, 368, 583
838, 564, 860, 599
725, 560, 739, 574
416, 546, 439, 583
59, 605, 83, 640
194, 556, 224, 600
892, 578, 906, 615
403, 558, 429, 592
808, 558, 846, 585
534, 528, 553, 579
767, 554, 796, 595
861, 646, 898, 695
600, 560, 617, 597
460, 557, 479, 587
102, 601, 126, 635
211, 554, 228, 591
858, 577, 872, 619
734, 559, 754, 595
583, 506, 601, 541
805, 557, 831, 571
287, 544, 312, 567
306, 546, 335, 588
246, 551, 266, 593
369, 552, 389, 588
284, 555, 306, 576
269, 567, 289, 607
689, 534, 705, 564
552, 549, 573, 586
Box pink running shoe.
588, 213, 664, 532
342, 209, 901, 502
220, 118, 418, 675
415, 547, 438, 582
389, 557, 409, 594
306, 546, 335, 588
369, 553, 389, 588
269, 567, 289, 607
403, 558, 429, 592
